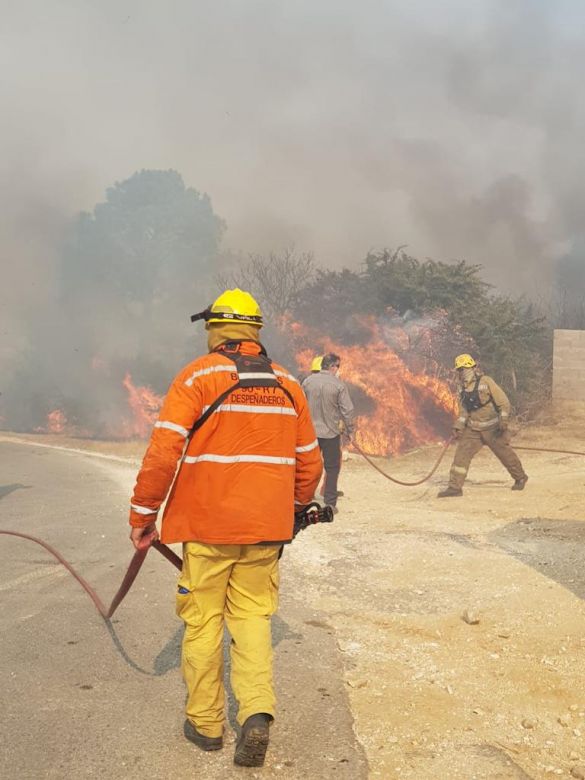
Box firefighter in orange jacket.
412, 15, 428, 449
129, 289, 322, 767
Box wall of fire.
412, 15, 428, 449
553, 329, 585, 404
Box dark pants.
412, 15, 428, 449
318, 436, 341, 507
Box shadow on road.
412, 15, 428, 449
105, 622, 184, 677
154, 626, 182, 674
489, 517, 585, 600
105, 620, 160, 676
0, 483, 31, 500
105, 612, 303, 687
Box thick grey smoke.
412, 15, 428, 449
1, 0, 584, 431
2, 2, 584, 288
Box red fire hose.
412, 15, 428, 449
352, 437, 455, 486
2, 439, 585, 622
352, 438, 585, 486
0, 529, 181, 620
514, 445, 585, 457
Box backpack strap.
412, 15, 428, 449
190, 344, 296, 436
460, 376, 498, 414
190, 382, 240, 435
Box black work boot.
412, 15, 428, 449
184, 720, 223, 751
437, 487, 463, 498
512, 475, 528, 491
234, 713, 271, 767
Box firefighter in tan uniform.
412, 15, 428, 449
438, 354, 528, 497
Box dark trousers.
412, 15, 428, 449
318, 436, 341, 507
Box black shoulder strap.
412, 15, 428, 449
460, 377, 477, 401
481, 375, 500, 413
461, 375, 498, 413
190, 382, 240, 435
190, 347, 296, 436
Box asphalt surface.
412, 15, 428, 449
0, 441, 367, 779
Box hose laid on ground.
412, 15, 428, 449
0, 529, 181, 620
352, 438, 585, 486
0, 504, 332, 620
351, 437, 454, 486
514, 445, 585, 457
3, 441, 585, 618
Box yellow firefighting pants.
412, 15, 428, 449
176, 542, 280, 738
448, 427, 526, 489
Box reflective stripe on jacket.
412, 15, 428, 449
454, 374, 511, 432
129, 341, 322, 544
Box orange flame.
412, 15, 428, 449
121, 373, 163, 439
27, 368, 164, 440
294, 318, 456, 456
26, 323, 455, 449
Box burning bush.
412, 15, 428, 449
0, 171, 548, 450
293, 248, 549, 416
291, 315, 457, 455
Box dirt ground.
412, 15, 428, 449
290, 417, 585, 780
3, 418, 585, 780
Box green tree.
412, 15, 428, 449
294, 247, 549, 414
62, 169, 224, 309
2, 170, 226, 434
60, 169, 225, 381
362, 248, 489, 322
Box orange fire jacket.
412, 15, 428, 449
129, 341, 322, 544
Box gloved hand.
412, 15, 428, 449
498, 418, 509, 433
452, 428, 462, 440
130, 522, 159, 550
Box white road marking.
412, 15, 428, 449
0, 565, 68, 592
0, 436, 140, 464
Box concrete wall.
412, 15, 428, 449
553, 329, 585, 402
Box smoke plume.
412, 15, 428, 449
1, 0, 584, 431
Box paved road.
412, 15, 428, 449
0, 441, 367, 779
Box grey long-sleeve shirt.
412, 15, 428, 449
301, 371, 355, 439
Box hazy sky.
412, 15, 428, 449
2, 0, 585, 313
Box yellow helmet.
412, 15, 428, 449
310, 355, 323, 372
207, 289, 263, 326
454, 353, 477, 369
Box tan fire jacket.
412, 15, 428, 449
454, 374, 511, 432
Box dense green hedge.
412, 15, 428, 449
294, 248, 550, 416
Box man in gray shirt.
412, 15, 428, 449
301, 353, 355, 512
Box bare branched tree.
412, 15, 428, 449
217, 246, 316, 318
